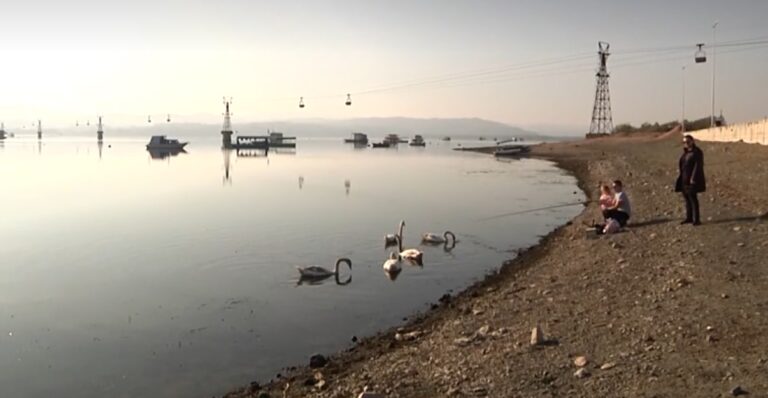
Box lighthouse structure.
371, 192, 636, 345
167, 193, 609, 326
97, 116, 104, 142
37, 120, 42, 140
221, 97, 234, 149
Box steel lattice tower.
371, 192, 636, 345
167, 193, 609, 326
589, 42, 613, 135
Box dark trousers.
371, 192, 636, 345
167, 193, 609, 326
604, 209, 630, 227
682, 187, 700, 223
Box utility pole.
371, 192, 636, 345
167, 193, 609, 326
711, 21, 718, 127
681, 66, 686, 133
589, 41, 614, 136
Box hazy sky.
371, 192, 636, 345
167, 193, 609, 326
0, 0, 766, 133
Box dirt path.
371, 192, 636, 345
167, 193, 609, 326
226, 133, 768, 398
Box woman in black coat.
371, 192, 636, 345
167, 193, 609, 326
675, 135, 706, 225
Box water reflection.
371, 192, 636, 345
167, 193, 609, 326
147, 147, 187, 160
296, 272, 352, 286
0, 138, 583, 398
222, 149, 232, 184
236, 148, 268, 158
344, 179, 351, 196
384, 268, 402, 281
97, 141, 103, 160
298, 176, 305, 190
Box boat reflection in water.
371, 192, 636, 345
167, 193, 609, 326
147, 147, 187, 160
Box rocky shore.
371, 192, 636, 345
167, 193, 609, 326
225, 132, 768, 398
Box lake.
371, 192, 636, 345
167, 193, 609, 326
0, 133, 582, 397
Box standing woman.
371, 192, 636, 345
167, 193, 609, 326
675, 134, 706, 225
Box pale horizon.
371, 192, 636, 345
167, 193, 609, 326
1, 0, 767, 134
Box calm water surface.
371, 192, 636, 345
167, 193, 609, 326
0, 134, 583, 397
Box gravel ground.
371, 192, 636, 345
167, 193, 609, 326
224, 132, 768, 398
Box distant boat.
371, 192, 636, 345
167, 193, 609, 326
493, 145, 531, 157
146, 135, 188, 150
344, 132, 368, 144
409, 134, 426, 146
371, 141, 391, 148
441, 136, 451, 141
384, 134, 407, 145
268, 131, 297, 148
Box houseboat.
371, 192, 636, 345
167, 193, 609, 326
344, 132, 368, 144
268, 131, 297, 148
146, 135, 187, 150
383, 134, 407, 145
409, 134, 426, 146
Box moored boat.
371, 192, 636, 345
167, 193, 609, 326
409, 134, 426, 146
384, 133, 407, 145
493, 145, 531, 157
146, 135, 187, 150
344, 132, 368, 144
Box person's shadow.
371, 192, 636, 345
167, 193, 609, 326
626, 217, 674, 228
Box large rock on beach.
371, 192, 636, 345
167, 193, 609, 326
309, 354, 328, 368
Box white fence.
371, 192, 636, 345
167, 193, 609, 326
690, 118, 768, 145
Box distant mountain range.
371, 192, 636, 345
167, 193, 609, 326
45, 117, 540, 140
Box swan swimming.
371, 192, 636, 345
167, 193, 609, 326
422, 231, 457, 245
297, 258, 351, 279
397, 232, 424, 266
382, 252, 402, 273
384, 220, 405, 247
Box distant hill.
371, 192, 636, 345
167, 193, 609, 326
61, 117, 540, 140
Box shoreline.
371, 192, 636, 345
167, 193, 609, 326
226, 132, 768, 397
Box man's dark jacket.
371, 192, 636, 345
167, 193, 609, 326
675, 145, 706, 193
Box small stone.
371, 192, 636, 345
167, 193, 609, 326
733, 226, 742, 232
600, 362, 616, 370
395, 331, 421, 341
314, 379, 326, 390
309, 354, 328, 368
530, 326, 545, 346
573, 356, 588, 367
472, 309, 485, 316
476, 325, 491, 337
731, 386, 748, 396
454, 337, 474, 347
737, 242, 745, 247
721, 293, 729, 299
358, 393, 385, 398
574, 368, 590, 379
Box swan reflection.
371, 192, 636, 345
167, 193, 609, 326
296, 272, 352, 286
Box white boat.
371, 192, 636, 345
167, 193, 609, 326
146, 135, 188, 150
493, 145, 531, 157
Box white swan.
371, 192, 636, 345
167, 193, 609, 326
422, 231, 457, 245
297, 258, 351, 279
397, 232, 424, 266
382, 252, 402, 273
384, 220, 405, 247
